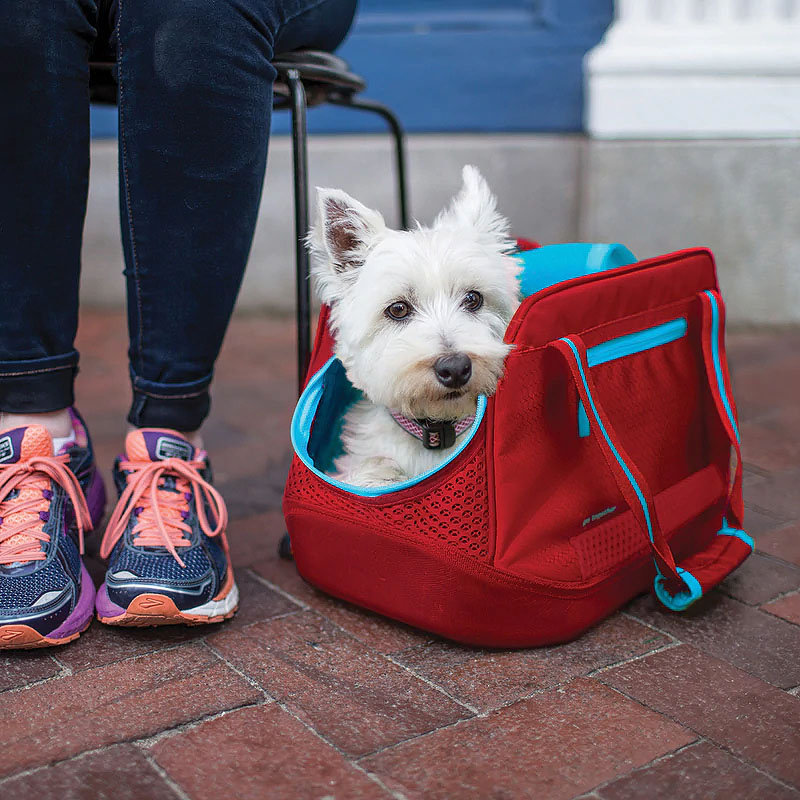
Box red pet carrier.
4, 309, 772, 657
282, 243, 752, 647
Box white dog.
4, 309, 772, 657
308, 166, 521, 487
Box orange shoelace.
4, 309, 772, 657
0, 455, 93, 565
100, 457, 228, 568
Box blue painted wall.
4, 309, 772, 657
91, 0, 612, 138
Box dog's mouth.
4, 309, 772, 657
443, 389, 468, 401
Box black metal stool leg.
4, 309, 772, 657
287, 69, 312, 395
330, 96, 410, 230
280, 70, 312, 562
281, 70, 312, 562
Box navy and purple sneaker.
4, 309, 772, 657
96, 429, 238, 626
0, 412, 106, 648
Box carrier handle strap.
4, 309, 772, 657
698, 290, 744, 528
550, 336, 686, 595
551, 309, 753, 611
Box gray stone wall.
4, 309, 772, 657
81, 134, 799, 324
582, 140, 800, 325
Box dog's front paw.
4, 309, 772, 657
337, 456, 409, 488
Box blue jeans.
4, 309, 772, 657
0, 0, 355, 430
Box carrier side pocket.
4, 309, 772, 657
577, 317, 688, 437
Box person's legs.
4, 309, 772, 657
0, 0, 98, 438
115, 0, 356, 436
95, 0, 356, 626
0, 2, 109, 648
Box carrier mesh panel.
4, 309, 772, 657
285, 443, 491, 560
570, 514, 647, 579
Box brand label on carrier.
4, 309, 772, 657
582, 506, 617, 527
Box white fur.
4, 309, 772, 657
308, 166, 522, 487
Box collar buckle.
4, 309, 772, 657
418, 419, 456, 450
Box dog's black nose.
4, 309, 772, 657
433, 353, 472, 388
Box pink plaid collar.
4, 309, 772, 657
390, 411, 475, 450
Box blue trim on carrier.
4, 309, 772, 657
718, 517, 754, 550
703, 290, 740, 444
586, 318, 687, 368
704, 295, 752, 552
654, 567, 703, 611
290, 357, 487, 498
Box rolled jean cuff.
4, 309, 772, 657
0, 351, 78, 413
127, 368, 213, 432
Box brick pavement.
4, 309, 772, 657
1, 312, 798, 799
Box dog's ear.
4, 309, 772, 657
435, 165, 512, 250
309, 189, 386, 278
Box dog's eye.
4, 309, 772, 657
462, 291, 483, 312
385, 300, 412, 321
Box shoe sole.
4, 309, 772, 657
0, 619, 92, 649
96, 572, 239, 627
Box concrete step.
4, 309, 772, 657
81, 134, 800, 323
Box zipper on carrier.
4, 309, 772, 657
578, 317, 688, 437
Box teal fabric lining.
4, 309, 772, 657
515, 242, 637, 298
291, 357, 487, 498
305, 359, 359, 474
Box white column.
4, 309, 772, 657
585, 0, 800, 137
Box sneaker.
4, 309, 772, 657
96, 429, 238, 625
0, 413, 106, 649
